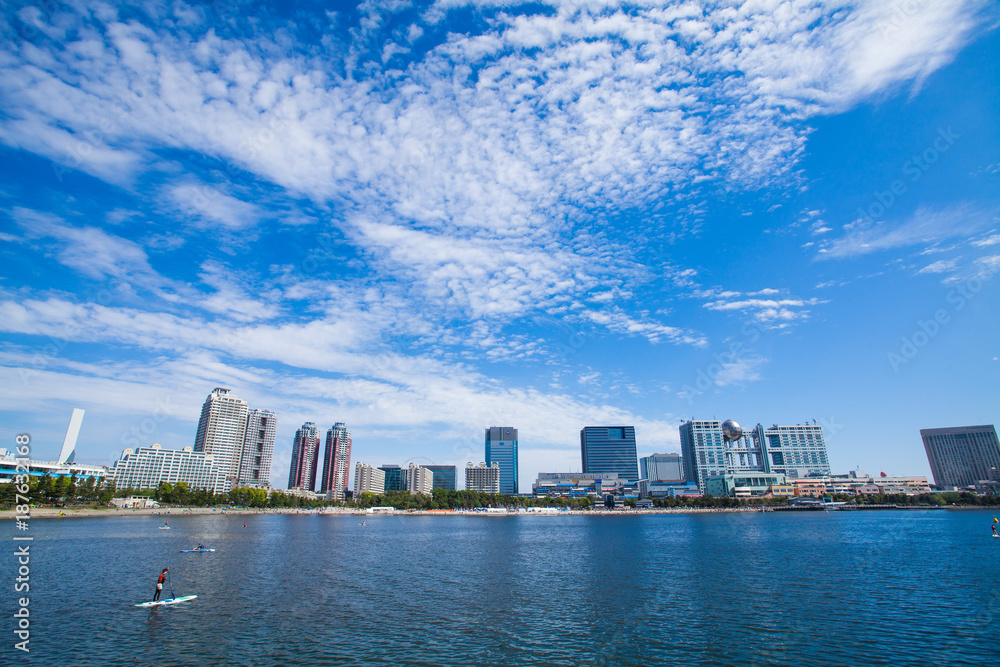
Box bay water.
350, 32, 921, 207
8, 509, 1000, 665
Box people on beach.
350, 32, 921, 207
153, 568, 168, 601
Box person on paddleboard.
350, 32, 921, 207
197, 543, 204, 550
153, 568, 168, 601
993, 524, 998, 538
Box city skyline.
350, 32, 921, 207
1, 2, 998, 491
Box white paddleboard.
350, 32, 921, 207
135, 595, 197, 607
179, 548, 215, 552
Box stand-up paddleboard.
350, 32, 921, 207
158, 526, 170, 530
179, 548, 215, 552
135, 595, 197, 607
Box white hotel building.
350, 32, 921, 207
354, 462, 386, 496
465, 462, 500, 494
109, 444, 228, 495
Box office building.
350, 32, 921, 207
288, 422, 321, 491
238, 409, 275, 488
321, 422, 352, 500
424, 465, 457, 491
354, 462, 386, 496
109, 444, 227, 494
379, 464, 405, 492
485, 427, 518, 495
580, 426, 639, 483
680, 421, 726, 492
532, 472, 625, 498
752, 423, 831, 478
705, 472, 787, 498
681, 419, 831, 493
921, 425, 1000, 489
640, 453, 684, 482
193, 387, 249, 490
407, 463, 434, 495
465, 462, 500, 493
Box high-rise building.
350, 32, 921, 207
921, 425, 1000, 489
485, 427, 518, 495
465, 461, 500, 493
751, 423, 830, 479
680, 421, 726, 492
193, 388, 249, 491
681, 419, 832, 493
379, 464, 405, 492
288, 422, 321, 491
321, 422, 352, 499
407, 463, 434, 495
640, 453, 684, 482
354, 462, 386, 496
238, 409, 276, 488
580, 426, 639, 483
424, 465, 458, 491
110, 443, 227, 494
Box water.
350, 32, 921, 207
7, 509, 1000, 665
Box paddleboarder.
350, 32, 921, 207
153, 568, 168, 601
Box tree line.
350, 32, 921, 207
3, 474, 999, 510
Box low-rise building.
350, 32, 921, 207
637, 479, 701, 499
109, 444, 228, 495
110, 496, 159, 509
533, 471, 625, 497
0, 448, 107, 483
705, 473, 787, 498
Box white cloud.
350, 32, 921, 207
918, 258, 960, 274
818, 206, 995, 259
168, 183, 261, 230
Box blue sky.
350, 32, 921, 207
1, 0, 997, 491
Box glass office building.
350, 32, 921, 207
580, 426, 639, 483
485, 427, 518, 495
424, 465, 457, 491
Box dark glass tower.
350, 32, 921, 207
485, 427, 518, 495
424, 465, 457, 491
580, 426, 639, 483
379, 465, 405, 492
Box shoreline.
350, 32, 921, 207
2, 504, 969, 520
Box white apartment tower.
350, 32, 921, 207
407, 463, 434, 496
194, 388, 249, 491
465, 461, 501, 493
354, 462, 386, 496
239, 409, 276, 488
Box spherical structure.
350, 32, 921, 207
722, 419, 742, 441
